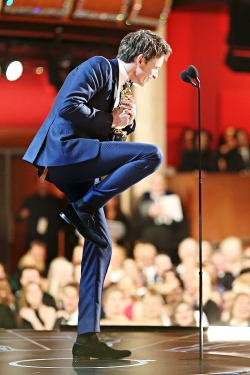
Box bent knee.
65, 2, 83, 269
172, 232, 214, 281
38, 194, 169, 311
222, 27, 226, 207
146, 144, 164, 165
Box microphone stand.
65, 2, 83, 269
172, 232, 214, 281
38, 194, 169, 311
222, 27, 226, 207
197, 78, 203, 361
181, 69, 203, 361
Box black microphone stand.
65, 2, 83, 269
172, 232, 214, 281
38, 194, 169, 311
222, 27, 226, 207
180, 69, 203, 361
197, 78, 203, 361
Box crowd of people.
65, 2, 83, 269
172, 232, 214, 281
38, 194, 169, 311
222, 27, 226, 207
0, 126, 249, 331
178, 126, 250, 172
0, 234, 249, 330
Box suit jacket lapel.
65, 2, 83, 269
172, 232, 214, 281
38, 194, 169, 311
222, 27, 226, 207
110, 58, 119, 107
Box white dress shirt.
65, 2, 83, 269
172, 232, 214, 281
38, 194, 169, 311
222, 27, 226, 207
113, 59, 129, 109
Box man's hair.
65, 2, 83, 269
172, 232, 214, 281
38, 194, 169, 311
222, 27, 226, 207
117, 29, 172, 63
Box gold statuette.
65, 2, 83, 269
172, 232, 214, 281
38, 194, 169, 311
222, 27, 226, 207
108, 81, 133, 142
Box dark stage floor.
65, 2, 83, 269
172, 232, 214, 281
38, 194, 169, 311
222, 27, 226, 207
0, 328, 250, 375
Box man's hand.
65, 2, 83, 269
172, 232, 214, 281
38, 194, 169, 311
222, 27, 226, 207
111, 96, 136, 129
120, 96, 136, 125
111, 107, 130, 129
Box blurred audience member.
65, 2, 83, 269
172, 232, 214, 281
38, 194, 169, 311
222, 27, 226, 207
202, 240, 214, 265
104, 244, 127, 288
136, 292, 165, 326
176, 238, 198, 278
15, 267, 56, 313
122, 258, 145, 291
73, 263, 81, 284
220, 290, 237, 324
15, 178, 64, 264
178, 130, 218, 172
101, 287, 134, 325
150, 268, 182, 296
232, 268, 250, 295
236, 129, 250, 170
154, 254, 173, 283
182, 270, 220, 325
218, 127, 244, 172
211, 250, 234, 291
219, 236, 243, 277
171, 301, 209, 327
117, 276, 141, 321
71, 245, 83, 266
171, 301, 196, 327
135, 174, 188, 263
228, 293, 250, 326
181, 128, 195, 152
47, 257, 74, 309
10, 241, 47, 293
104, 195, 132, 249
56, 282, 79, 327
19, 282, 57, 330
243, 247, 250, 269
133, 241, 157, 285
0, 263, 8, 279
0, 278, 16, 329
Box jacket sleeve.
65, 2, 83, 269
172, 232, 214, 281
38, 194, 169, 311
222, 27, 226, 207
58, 56, 113, 139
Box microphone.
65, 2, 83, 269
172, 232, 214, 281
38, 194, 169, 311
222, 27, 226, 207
187, 65, 198, 79
187, 65, 200, 84
180, 70, 197, 87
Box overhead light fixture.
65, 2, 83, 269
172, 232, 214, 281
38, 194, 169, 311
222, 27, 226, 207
6, 61, 23, 81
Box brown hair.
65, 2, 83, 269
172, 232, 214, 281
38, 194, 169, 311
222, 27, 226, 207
117, 29, 172, 63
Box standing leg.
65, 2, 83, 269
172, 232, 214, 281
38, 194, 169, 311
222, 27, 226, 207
77, 207, 112, 334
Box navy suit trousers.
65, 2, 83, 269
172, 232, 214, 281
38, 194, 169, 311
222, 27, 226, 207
46, 141, 163, 334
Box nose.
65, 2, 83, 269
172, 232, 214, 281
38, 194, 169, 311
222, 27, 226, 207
153, 71, 158, 80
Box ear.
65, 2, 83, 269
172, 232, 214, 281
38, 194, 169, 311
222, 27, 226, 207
134, 54, 144, 65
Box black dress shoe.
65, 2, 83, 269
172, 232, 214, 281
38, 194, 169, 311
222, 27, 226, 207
72, 337, 131, 361
60, 204, 108, 248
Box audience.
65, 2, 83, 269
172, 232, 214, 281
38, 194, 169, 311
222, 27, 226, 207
2, 228, 249, 329
228, 293, 250, 327
219, 236, 243, 278
104, 243, 127, 287
101, 286, 134, 326
236, 129, 250, 170
15, 178, 65, 264
135, 174, 189, 262
15, 267, 56, 313
55, 282, 79, 327
18, 282, 57, 330
0, 278, 16, 328
47, 257, 74, 309
178, 130, 218, 172
104, 196, 132, 250
136, 292, 165, 326
2, 139, 250, 330
171, 302, 196, 327
218, 126, 245, 172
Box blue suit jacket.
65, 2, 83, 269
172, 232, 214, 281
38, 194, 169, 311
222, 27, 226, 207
23, 57, 135, 167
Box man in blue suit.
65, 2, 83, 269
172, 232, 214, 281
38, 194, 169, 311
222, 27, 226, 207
23, 29, 172, 360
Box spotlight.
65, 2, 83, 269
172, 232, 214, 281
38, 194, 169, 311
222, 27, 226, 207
6, 61, 23, 81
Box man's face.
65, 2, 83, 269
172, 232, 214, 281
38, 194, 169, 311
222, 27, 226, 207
132, 55, 166, 87
20, 269, 41, 286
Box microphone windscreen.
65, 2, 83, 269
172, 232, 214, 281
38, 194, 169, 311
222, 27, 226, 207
187, 65, 199, 79
180, 71, 193, 84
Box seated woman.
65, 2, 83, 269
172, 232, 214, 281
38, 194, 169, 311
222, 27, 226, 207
47, 257, 74, 309
100, 286, 135, 326
18, 282, 57, 330
228, 293, 250, 327
171, 301, 196, 327
135, 292, 165, 326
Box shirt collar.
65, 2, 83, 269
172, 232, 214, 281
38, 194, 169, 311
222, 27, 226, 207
117, 58, 129, 87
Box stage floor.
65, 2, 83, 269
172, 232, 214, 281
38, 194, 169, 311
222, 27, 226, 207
0, 328, 250, 375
